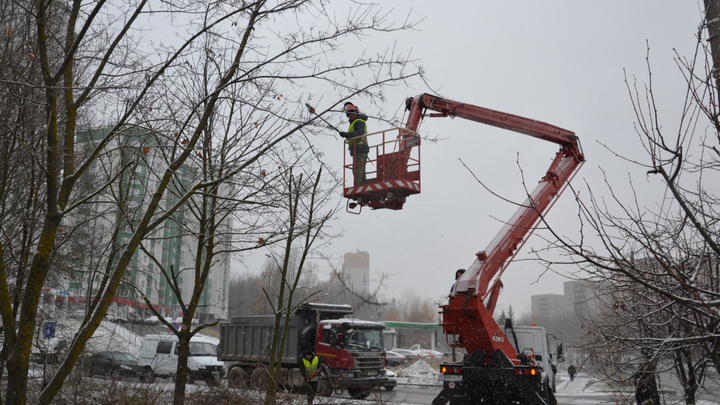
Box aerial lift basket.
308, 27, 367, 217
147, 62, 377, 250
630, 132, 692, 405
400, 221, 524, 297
343, 128, 421, 212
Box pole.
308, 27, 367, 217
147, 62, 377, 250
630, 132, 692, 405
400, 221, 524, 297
305, 103, 339, 132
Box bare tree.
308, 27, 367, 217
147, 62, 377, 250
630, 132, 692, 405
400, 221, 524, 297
257, 168, 337, 404
0, 1, 420, 404
535, 7, 720, 405
572, 270, 716, 405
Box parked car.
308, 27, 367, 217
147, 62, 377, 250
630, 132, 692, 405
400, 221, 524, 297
390, 348, 420, 361
87, 351, 141, 378
142, 316, 160, 326
417, 349, 444, 358
140, 315, 173, 326
383, 369, 397, 391
31, 339, 67, 365
104, 314, 126, 323
386, 350, 407, 367
409, 344, 444, 359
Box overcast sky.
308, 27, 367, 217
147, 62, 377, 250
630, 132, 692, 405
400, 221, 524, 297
238, 1, 708, 318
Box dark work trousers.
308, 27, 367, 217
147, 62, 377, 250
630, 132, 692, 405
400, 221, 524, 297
306, 380, 318, 404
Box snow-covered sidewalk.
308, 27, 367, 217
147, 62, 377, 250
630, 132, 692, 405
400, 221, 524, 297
554, 369, 720, 405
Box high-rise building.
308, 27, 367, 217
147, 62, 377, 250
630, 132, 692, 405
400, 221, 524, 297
563, 280, 598, 321
66, 125, 230, 321
531, 294, 567, 324
342, 250, 370, 295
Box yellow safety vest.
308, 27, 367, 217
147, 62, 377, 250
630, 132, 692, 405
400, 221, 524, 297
347, 118, 368, 149
303, 356, 319, 379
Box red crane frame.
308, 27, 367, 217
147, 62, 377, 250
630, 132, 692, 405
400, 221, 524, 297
398, 94, 584, 364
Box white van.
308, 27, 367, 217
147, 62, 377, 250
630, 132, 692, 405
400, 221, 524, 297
138, 334, 224, 385
512, 326, 557, 394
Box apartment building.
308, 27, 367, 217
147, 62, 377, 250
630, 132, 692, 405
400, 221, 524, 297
64, 125, 230, 321
342, 250, 370, 295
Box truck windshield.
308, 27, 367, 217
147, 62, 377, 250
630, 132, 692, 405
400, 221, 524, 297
189, 342, 217, 357
344, 328, 383, 352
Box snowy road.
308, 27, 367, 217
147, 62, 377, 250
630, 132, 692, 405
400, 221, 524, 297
374, 386, 620, 405
379, 386, 620, 405
373, 385, 441, 403
557, 392, 628, 405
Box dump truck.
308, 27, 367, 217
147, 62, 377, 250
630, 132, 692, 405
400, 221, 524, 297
218, 303, 387, 399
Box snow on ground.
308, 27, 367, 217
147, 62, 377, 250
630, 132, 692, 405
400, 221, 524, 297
43, 317, 218, 356
90, 322, 144, 354
394, 358, 441, 386
554, 368, 720, 405
556, 374, 617, 395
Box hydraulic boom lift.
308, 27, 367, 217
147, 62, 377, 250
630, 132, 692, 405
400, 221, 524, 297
382, 94, 584, 404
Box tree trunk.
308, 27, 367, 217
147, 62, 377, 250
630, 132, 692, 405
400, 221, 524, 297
704, 0, 720, 91
5, 215, 61, 405
173, 330, 191, 405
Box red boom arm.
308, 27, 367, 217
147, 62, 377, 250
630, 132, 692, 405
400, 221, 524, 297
403, 94, 584, 364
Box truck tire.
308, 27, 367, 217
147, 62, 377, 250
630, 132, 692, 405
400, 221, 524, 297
250, 367, 269, 390
347, 387, 371, 399
228, 367, 249, 389
544, 381, 557, 405
141, 367, 155, 384
316, 374, 332, 397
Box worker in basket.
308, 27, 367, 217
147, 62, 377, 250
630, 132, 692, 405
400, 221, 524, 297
300, 350, 320, 404
338, 102, 369, 186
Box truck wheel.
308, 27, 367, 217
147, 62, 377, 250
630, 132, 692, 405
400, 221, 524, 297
385, 385, 395, 391
347, 387, 371, 399
544, 381, 557, 405
228, 367, 249, 389
316, 374, 332, 397
250, 367, 269, 390
141, 367, 155, 384
548, 388, 557, 405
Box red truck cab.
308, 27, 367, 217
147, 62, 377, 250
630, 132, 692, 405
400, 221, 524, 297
314, 319, 386, 398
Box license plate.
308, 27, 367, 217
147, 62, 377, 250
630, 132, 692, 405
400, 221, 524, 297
439, 374, 462, 382
366, 370, 377, 376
